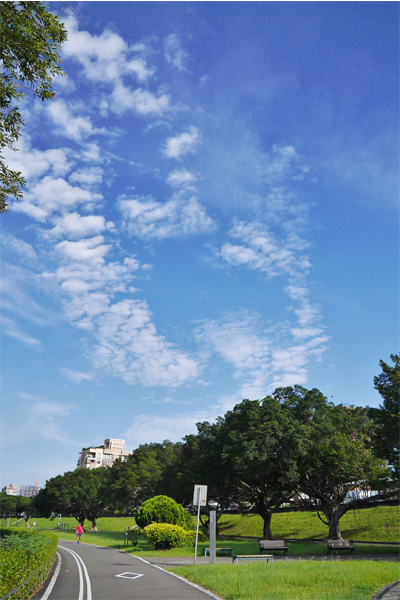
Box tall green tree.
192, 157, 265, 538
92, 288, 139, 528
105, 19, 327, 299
33, 468, 110, 530
178, 424, 240, 535
212, 396, 301, 539
369, 354, 400, 479
279, 385, 392, 540
109, 441, 182, 514
0, 1, 67, 212
0, 493, 32, 526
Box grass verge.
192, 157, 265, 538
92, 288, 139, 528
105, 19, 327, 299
168, 561, 400, 600
218, 505, 399, 542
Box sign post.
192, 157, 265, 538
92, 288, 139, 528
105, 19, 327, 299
193, 485, 207, 565
209, 509, 216, 564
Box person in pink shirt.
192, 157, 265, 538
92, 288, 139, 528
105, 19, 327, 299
76, 524, 84, 543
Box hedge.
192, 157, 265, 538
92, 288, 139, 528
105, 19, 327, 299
143, 523, 206, 549
0, 528, 58, 599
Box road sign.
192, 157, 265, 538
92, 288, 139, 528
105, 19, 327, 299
193, 484, 207, 506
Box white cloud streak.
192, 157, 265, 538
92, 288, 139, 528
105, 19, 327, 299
119, 195, 215, 239
162, 127, 200, 159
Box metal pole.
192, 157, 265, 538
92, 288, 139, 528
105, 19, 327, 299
209, 510, 216, 564
194, 487, 201, 565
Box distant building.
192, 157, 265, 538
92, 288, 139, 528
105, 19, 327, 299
2, 484, 18, 496
77, 438, 131, 470
19, 485, 40, 497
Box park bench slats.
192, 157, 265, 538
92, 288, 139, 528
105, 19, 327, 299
203, 547, 234, 557
327, 539, 355, 554
233, 554, 274, 564
259, 539, 289, 555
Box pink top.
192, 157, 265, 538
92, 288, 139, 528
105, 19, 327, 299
76, 525, 83, 534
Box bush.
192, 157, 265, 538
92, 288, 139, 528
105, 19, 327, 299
143, 523, 188, 549
135, 495, 186, 529
143, 523, 207, 549
0, 528, 58, 598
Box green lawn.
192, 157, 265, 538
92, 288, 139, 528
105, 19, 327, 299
218, 505, 400, 542
2, 505, 398, 550
168, 561, 400, 600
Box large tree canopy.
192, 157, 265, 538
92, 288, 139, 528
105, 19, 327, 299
211, 396, 301, 539
33, 468, 110, 530
369, 354, 400, 479
109, 441, 183, 514
0, 1, 67, 212
279, 385, 391, 539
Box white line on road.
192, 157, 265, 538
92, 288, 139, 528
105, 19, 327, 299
59, 545, 92, 600
41, 552, 62, 600
132, 555, 222, 600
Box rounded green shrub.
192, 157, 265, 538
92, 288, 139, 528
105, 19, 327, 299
143, 523, 189, 549
135, 495, 186, 529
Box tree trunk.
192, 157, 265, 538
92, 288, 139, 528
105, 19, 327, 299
91, 519, 98, 532
320, 502, 348, 540
6, 517, 10, 527
262, 511, 273, 539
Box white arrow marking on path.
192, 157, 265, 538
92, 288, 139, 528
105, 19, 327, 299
115, 572, 144, 580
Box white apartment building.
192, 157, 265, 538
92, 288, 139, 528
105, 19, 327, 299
77, 438, 131, 470
2, 484, 18, 496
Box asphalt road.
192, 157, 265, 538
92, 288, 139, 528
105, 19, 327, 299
33, 540, 219, 600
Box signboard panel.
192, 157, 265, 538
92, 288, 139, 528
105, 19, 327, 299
193, 484, 207, 506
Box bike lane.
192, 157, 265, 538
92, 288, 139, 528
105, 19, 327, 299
35, 539, 220, 600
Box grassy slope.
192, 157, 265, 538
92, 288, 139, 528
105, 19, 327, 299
218, 505, 400, 542
169, 561, 400, 600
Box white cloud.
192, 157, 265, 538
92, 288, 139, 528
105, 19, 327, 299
62, 21, 168, 117
124, 411, 210, 448
164, 34, 188, 71
166, 168, 197, 189
1, 233, 38, 263
111, 83, 170, 116
119, 195, 215, 238
47, 100, 100, 142
59, 368, 94, 383
219, 221, 310, 279
11, 176, 103, 221
1, 316, 42, 347
63, 21, 154, 83
3, 138, 72, 180
49, 213, 113, 239
69, 168, 103, 186
262, 145, 307, 183
162, 127, 200, 160
196, 312, 329, 400
56, 236, 112, 263
88, 299, 200, 387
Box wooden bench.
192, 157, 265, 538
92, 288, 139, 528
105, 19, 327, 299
203, 547, 234, 557
259, 539, 289, 555
233, 554, 274, 565
327, 539, 355, 554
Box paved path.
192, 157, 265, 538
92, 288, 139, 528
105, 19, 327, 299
33, 540, 219, 600
373, 581, 400, 600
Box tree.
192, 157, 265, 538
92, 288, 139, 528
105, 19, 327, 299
279, 385, 392, 540
135, 495, 186, 529
369, 354, 400, 479
178, 424, 239, 535
33, 468, 110, 530
0, 1, 67, 212
0, 493, 33, 526
211, 396, 301, 539
109, 441, 182, 514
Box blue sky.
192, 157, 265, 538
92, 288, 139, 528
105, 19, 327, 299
1, 1, 398, 491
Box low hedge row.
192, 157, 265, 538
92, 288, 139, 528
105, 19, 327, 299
0, 528, 58, 598
143, 523, 206, 549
